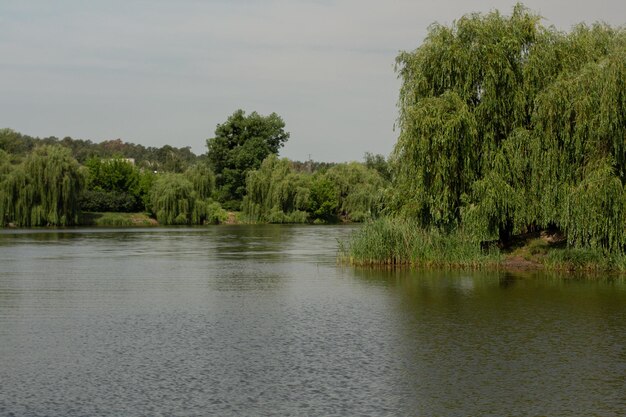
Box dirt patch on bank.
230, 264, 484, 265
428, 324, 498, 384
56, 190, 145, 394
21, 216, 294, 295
130, 215, 158, 226
502, 255, 543, 270
224, 211, 238, 224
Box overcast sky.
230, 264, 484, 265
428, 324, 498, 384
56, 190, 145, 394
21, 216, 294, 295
1, 1, 624, 161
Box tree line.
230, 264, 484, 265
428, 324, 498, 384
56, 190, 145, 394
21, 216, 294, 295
0, 112, 389, 227
0, 128, 199, 172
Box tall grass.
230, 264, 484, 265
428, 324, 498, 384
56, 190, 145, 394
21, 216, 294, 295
339, 217, 501, 268
543, 248, 626, 272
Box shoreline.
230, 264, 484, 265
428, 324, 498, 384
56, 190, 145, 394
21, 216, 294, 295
340, 219, 626, 274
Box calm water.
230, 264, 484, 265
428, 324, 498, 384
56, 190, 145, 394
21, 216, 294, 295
1, 225, 625, 416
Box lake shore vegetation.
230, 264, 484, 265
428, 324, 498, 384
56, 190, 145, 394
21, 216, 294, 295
0, 110, 389, 227
343, 4, 626, 271
339, 217, 626, 272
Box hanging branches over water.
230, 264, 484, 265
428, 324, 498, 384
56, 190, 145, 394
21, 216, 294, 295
393, 3, 626, 251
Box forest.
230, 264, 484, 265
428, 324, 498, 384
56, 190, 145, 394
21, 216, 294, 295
0, 110, 389, 227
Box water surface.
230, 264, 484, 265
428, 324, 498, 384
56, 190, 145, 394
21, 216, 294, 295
1, 225, 625, 416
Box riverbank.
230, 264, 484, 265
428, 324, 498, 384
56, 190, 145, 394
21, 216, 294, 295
77, 211, 245, 227
78, 212, 159, 227
339, 218, 626, 273
4, 210, 350, 228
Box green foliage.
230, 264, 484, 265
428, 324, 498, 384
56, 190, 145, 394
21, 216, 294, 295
81, 157, 151, 212
79, 212, 156, 227
392, 3, 626, 252
309, 175, 339, 222
79, 190, 139, 213
325, 162, 386, 222
0, 150, 11, 179
242, 155, 311, 223
0, 150, 13, 223
149, 173, 226, 225
242, 155, 387, 223
340, 217, 501, 267
151, 145, 196, 173
150, 174, 194, 225
544, 247, 614, 271
0, 145, 84, 227
183, 163, 216, 200
1, 129, 201, 170
137, 171, 156, 211
0, 128, 39, 156
364, 152, 392, 183
207, 110, 290, 205
84, 157, 139, 193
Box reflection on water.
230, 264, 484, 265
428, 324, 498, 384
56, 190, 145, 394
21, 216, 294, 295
1, 226, 625, 416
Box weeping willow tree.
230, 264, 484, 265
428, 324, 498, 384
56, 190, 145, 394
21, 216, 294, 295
0, 145, 84, 227
242, 155, 388, 223
0, 150, 13, 224
324, 162, 386, 221
183, 163, 216, 200
150, 172, 225, 225
393, 3, 626, 251
150, 174, 195, 225
393, 4, 538, 226
242, 155, 311, 223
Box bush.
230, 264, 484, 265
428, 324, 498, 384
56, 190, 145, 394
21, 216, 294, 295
79, 189, 140, 212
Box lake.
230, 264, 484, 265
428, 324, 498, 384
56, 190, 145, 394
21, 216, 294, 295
1, 225, 625, 416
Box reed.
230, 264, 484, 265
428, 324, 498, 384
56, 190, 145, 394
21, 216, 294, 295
339, 217, 501, 268
543, 248, 626, 272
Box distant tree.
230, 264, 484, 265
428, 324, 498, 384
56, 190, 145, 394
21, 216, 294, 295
149, 173, 226, 225
151, 145, 196, 173
363, 152, 392, 183
84, 157, 139, 193
0, 128, 37, 157
242, 155, 387, 223
0, 149, 12, 176
60, 136, 97, 163
309, 175, 339, 222
290, 159, 337, 174
242, 155, 311, 223
325, 162, 386, 221
184, 163, 216, 200
81, 157, 144, 212
0, 145, 84, 226
0, 150, 13, 224
207, 109, 289, 208
149, 173, 195, 225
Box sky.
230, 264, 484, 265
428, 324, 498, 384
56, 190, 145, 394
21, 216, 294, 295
1, 1, 624, 162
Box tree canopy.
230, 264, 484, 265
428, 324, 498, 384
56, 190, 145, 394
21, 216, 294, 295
206, 110, 289, 208
0, 128, 200, 171
149, 166, 225, 225
0, 145, 84, 226
242, 154, 387, 223
392, 3, 626, 251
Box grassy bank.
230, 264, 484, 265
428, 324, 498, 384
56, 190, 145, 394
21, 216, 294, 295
77, 211, 243, 227
340, 218, 626, 272
79, 212, 158, 227
507, 237, 626, 272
